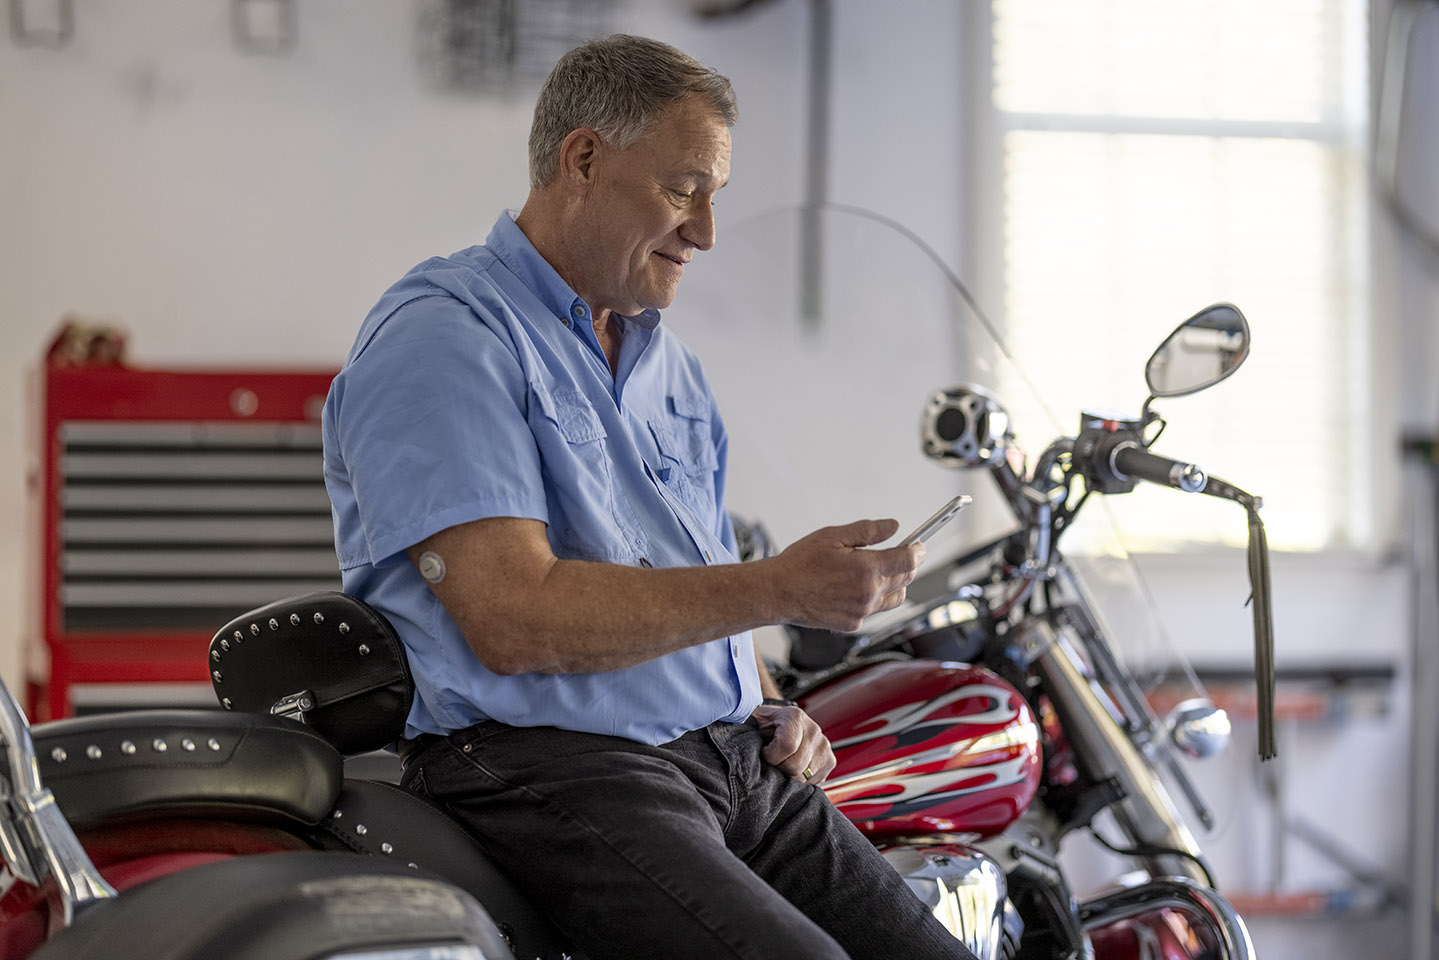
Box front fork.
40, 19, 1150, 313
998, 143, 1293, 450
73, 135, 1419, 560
1022, 620, 1254, 958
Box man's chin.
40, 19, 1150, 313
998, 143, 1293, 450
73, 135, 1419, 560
630, 290, 679, 315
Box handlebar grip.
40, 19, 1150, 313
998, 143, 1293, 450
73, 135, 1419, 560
1110, 441, 1207, 493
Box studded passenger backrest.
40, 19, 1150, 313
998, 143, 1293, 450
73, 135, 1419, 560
209, 592, 414, 755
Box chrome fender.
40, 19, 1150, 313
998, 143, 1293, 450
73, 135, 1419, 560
881, 843, 1012, 960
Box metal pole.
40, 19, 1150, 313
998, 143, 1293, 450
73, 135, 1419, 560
799, 0, 831, 331
1404, 437, 1439, 960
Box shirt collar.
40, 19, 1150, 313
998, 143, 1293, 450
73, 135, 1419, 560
486, 211, 661, 332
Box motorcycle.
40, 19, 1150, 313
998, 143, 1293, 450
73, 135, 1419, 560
761, 295, 1272, 960
689, 204, 1275, 960
0, 205, 1273, 960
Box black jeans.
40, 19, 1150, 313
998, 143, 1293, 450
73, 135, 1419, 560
400, 719, 977, 960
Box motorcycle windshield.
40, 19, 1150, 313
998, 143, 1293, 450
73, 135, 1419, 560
674, 203, 1211, 718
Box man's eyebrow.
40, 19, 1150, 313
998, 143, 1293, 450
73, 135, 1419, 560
672, 168, 729, 189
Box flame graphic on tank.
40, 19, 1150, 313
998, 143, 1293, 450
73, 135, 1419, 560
805, 662, 1042, 838
830, 683, 1020, 750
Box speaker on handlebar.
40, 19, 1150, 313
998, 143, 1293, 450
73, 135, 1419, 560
921, 384, 1013, 468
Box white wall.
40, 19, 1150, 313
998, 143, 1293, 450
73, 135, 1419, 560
1, 2, 1435, 958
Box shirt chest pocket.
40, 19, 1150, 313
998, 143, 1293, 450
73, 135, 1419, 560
649, 394, 720, 528
528, 383, 642, 561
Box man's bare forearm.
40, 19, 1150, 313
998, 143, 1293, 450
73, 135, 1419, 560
410, 516, 920, 678
482, 556, 784, 674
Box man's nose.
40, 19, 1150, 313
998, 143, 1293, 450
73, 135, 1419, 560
682, 202, 717, 252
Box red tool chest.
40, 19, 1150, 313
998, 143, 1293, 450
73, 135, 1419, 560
31, 339, 339, 720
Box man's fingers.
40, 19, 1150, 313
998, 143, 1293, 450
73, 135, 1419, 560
755, 705, 837, 784
873, 541, 925, 576
878, 585, 909, 613
762, 722, 803, 767
833, 518, 900, 548
781, 741, 834, 783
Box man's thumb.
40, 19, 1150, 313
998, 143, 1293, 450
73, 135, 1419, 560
835, 518, 899, 548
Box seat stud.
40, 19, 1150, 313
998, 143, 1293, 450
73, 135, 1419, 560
313, 612, 325, 624
121, 740, 136, 755
208, 738, 221, 751
51, 747, 67, 763
290, 613, 301, 626
358, 644, 370, 656
221, 698, 233, 710
338, 622, 350, 635
211, 650, 221, 662
234, 629, 244, 643
268, 618, 279, 630
213, 670, 222, 683
152, 739, 167, 752
380, 842, 393, 854
181, 739, 196, 752
355, 824, 368, 836
250, 623, 260, 636
86, 745, 101, 760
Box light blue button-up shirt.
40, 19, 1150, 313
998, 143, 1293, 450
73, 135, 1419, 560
322, 212, 762, 745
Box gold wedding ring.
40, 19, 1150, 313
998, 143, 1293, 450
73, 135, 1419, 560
802, 766, 814, 780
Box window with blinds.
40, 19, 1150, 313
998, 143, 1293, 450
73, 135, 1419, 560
984, 0, 1370, 552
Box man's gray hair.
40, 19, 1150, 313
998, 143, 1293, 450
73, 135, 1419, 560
528, 35, 738, 189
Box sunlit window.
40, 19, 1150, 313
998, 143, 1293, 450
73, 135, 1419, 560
986, 0, 1370, 552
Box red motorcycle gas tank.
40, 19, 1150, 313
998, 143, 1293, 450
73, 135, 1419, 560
799, 659, 1040, 840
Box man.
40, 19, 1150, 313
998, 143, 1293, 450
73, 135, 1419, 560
323, 34, 975, 960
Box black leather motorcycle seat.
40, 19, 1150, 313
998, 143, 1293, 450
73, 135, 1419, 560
306, 778, 583, 960
33, 710, 342, 829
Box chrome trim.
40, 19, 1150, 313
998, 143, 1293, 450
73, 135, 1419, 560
1028, 618, 1211, 884
1080, 877, 1255, 960
60, 421, 322, 446
271, 691, 315, 721
326, 948, 490, 960
0, 674, 117, 922
1167, 699, 1232, 760
882, 845, 1007, 960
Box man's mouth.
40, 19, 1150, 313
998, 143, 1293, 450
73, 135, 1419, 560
656, 252, 689, 266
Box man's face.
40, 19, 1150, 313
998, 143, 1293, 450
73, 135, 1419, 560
577, 96, 731, 318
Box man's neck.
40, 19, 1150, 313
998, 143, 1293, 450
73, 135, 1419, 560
515, 194, 614, 326
515, 195, 620, 374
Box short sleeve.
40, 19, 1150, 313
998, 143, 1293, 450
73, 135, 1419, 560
328, 294, 548, 566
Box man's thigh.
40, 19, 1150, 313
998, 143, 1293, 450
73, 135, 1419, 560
404, 722, 849, 960
707, 722, 977, 960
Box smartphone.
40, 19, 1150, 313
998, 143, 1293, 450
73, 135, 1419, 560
896, 494, 972, 546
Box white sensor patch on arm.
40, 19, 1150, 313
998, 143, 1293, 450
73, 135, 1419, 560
417, 551, 447, 584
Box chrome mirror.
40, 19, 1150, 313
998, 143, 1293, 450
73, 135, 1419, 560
1145, 304, 1250, 398
1166, 698, 1232, 760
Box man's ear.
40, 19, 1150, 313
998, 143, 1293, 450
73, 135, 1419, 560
557, 128, 603, 192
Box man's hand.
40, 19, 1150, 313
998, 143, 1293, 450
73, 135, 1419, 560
751, 702, 836, 784
767, 519, 924, 633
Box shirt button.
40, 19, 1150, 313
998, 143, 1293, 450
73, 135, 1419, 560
704, 550, 713, 562
571, 303, 587, 318
561, 316, 570, 327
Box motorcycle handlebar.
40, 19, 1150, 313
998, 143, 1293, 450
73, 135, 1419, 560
1110, 441, 1207, 493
